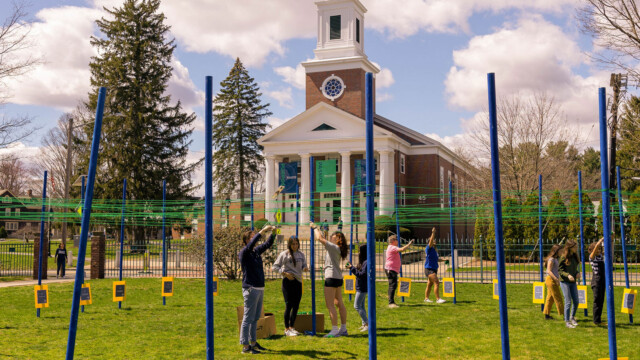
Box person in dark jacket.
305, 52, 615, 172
346, 244, 368, 332
558, 239, 581, 328
55, 243, 68, 278
589, 237, 605, 325
239, 224, 276, 354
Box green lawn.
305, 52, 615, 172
457, 264, 640, 273
0, 279, 638, 359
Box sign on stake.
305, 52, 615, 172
442, 278, 455, 298
113, 281, 126, 302
80, 283, 92, 306
34, 285, 49, 309
397, 277, 411, 297
162, 277, 174, 297
532, 282, 545, 304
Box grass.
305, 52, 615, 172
0, 279, 638, 359
457, 264, 640, 273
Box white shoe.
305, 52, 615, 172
570, 318, 578, 326
290, 328, 300, 335
286, 329, 297, 336
388, 303, 399, 308
424, 298, 433, 303
436, 299, 446, 304
360, 325, 368, 332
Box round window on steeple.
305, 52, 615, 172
320, 75, 346, 101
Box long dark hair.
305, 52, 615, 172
288, 236, 299, 266
545, 244, 561, 262
357, 244, 367, 270
242, 230, 256, 246
561, 239, 580, 265
332, 231, 349, 259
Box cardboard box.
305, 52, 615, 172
293, 313, 324, 333
236, 306, 276, 339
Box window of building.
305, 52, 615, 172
288, 194, 297, 199
323, 193, 340, 199
6, 222, 18, 231
455, 174, 459, 208
290, 203, 294, 210
330, 15, 341, 40
1, 196, 8, 203
312, 123, 336, 131
5, 208, 10, 216
356, 18, 360, 43
15, 208, 20, 217
400, 154, 405, 174
400, 187, 406, 206
439, 166, 444, 209
326, 203, 330, 212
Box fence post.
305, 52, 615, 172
90, 235, 105, 279
32, 234, 48, 281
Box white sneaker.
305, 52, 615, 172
566, 322, 576, 329
388, 303, 399, 308
290, 328, 300, 335
436, 299, 446, 304
570, 318, 578, 326
424, 298, 433, 303
286, 329, 298, 336
360, 325, 368, 332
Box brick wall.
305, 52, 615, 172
306, 68, 376, 118
90, 235, 105, 279
32, 236, 49, 280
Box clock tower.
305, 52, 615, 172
302, 0, 380, 119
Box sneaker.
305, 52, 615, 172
336, 328, 348, 337
253, 342, 267, 351
388, 303, 399, 308
287, 329, 298, 337
284, 329, 291, 336
544, 315, 553, 320
242, 346, 260, 354
424, 298, 433, 303
290, 328, 300, 335
570, 318, 578, 326
360, 325, 368, 332
436, 299, 446, 304
565, 322, 576, 329
324, 329, 339, 338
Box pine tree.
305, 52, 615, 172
212, 58, 272, 199
502, 197, 522, 261
629, 189, 640, 240
473, 207, 488, 259
83, 0, 199, 243
521, 192, 542, 243
546, 190, 568, 240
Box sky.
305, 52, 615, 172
0, 0, 630, 192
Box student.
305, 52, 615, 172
310, 222, 349, 337
385, 234, 414, 308
239, 224, 277, 354
543, 244, 564, 320
346, 244, 368, 332
55, 243, 68, 278
424, 227, 446, 304
558, 239, 581, 328
589, 237, 605, 325
272, 236, 307, 336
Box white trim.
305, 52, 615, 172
6, 222, 18, 231
400, 154, 405, 174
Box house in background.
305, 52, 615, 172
0, 189, 41, 239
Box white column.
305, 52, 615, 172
379, 149, 394, 216
340, 151, 351, 231
299, 153, 310, 224
265, 156, 275, 222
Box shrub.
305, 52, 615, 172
0, 226, 7, 238
254, 218, 268, 230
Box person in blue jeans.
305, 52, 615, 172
239, 224, 276, 354
558, 239, 581, 329
346, 244, 368, 332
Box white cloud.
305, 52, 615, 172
372, 63, 395, 89
0, 142, 41, 160
377, 92, 393, 102
266, 87, 294, 109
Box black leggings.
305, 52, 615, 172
385, 270, 398, 304
282, 278, 302, 328
57, 259, 66, 277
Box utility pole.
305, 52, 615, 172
609, 73, 628, 192
61, 116, 74, 245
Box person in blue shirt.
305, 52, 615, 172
238, 224, 276, 354
424, 227, 445, 304
346, 244, 368, 332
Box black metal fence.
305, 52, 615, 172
0, 243, 34, 277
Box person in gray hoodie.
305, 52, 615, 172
272, 236, 307, 336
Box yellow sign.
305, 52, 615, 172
577, 285, 588, 309
113, 281, 126, 302
532, 282, 545, 304
213, 276, 219, 296
343, 275, 356, 295
162, 277, 174, 297
80, 283, 92, 306
34, 285, 49, 308
493, 279, 499, 300
397, 277, 412, 297
442, 278, 455, 297
621, 288, 637, 315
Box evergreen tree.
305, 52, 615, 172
546, 190, 568, 240
521, 192, 542, 243
502, 197, 522, 261
212, 58, 272, 199
83, 0, 199, 243
629, 189, 640, 240
567, 188, 597, 242
473, 207, 488, 259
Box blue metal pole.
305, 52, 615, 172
395, 183, 404, 303
349, 184, 354, 302
36, 171, 47, 318
80, 175, 86, 313
538, 175, 543, 312
448, 180, 456, 304
487, 73, 510, 360
365, 72, 377, 360
65, 87, 106, 360
598, 87, 617, 360
616, 166, 632, 324
578, 171, 587, 317
310, 156, 316, 335
250, 182, 254, 231
295, 182, 299, 238
118, 178, 126, 310
205, 76, 215, 359
162, 179, 167, 306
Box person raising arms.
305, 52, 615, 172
424, 227, 446, 304
385, 234, 414, 308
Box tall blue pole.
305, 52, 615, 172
65, 87, 106, 360
162, 179, 167, 306
204, 76, 215, 359
395, 183, 403, 303
295, 182, 299, 238
538, 175, 543, 312
310, 156, 316, 335
598, 87, 617, 360
36, 171, 47, 318
250, 182, 254, 231
487, 73, 510, 360
448, 180, 456, 305
578, 171, 587, 317
118, 178, 126, 310
616, 166, 632, 324
80, 176, 86, 313
349, 184, 354, 302
365, 72, 377, 360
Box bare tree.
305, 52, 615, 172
0, 154, 36, 194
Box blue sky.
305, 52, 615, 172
0, 0, 621, 178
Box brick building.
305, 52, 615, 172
258, 0, 472, 240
